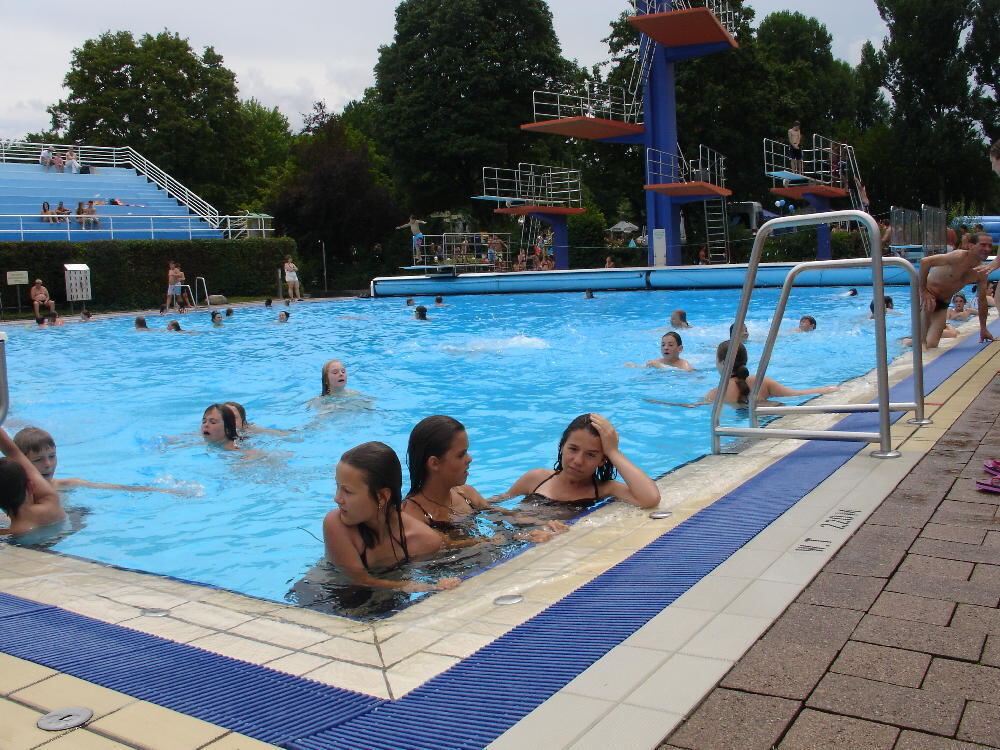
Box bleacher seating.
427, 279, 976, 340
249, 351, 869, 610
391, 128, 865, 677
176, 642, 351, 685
0, 162, 223, 241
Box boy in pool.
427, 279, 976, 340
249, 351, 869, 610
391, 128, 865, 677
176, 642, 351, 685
627, 332, 692, 370
789, 315, 816, 332
14, 427, 180, 494
0, 427, 64, 535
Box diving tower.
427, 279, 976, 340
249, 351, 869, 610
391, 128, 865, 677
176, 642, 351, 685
763, 133, 871, 258
519, 0, 740, 265
475, 163, 585, 269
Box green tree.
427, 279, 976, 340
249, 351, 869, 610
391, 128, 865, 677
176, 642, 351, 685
966, 0, 999, 141
234, 98, 294, 211
373, 0, 581, 213
45, 30, 252, 212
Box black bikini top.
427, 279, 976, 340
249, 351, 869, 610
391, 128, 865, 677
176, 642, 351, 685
406, 488, 475, 529
525, 471, 601, 505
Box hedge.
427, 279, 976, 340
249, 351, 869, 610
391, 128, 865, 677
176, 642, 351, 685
0, 238, 296, 310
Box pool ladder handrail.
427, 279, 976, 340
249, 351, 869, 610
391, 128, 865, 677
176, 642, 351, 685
0, 332, 8, 427
194, 277, 210, 307
710, 209, 930, 459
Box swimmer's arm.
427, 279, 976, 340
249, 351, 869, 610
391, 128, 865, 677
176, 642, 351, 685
53, 477, 186, 495
761, 377, 838, 398
591, 415, 659, 509
457, 484, 491, 510
248, 425, 292, 436
645, 360, 668, 369
644, 398, 706, 408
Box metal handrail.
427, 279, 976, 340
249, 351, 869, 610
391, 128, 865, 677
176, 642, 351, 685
0, 332, 8, 427
710, 210, 929, 459
195, 277, 210, 307
0, 214, 273, 240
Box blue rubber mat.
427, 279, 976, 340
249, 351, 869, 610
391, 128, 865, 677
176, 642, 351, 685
1, 330, 994, 750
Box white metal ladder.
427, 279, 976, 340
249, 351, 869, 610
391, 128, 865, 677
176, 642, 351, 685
710, 210, 930, 458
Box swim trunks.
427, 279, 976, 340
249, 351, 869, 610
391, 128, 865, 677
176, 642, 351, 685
935, 297, 950, 312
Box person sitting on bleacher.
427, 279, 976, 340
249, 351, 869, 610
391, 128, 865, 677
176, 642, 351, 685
39, 147, 53, 171
52, 152, 65, 173
54, 202, 70, 223
85, 200, 101, 228
39, 202, 55, 224
65, 148, 80, 174
75, 201, 89, 229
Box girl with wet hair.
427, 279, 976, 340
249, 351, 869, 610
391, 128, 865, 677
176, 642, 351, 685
707, 341, 838, 406
322, 441, 460, 591
502, 413, 660, 509
200, 404, 239, 449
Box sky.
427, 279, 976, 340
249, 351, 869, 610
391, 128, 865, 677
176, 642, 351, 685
0, 1, 888, 138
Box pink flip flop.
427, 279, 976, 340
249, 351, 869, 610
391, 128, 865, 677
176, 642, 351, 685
984, 460, 1000, 477
976, 476, 1000, 493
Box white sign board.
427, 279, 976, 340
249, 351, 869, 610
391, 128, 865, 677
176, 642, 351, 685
64, 263, 92, 302
652, 229, 667, 267
6, 271, 28, 285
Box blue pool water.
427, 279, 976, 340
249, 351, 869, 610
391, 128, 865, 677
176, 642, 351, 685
2, 288, 914, 603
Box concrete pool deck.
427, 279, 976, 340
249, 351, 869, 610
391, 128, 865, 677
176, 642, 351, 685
0, 319, 998, 748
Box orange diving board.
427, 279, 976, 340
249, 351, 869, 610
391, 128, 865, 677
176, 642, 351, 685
770, 185, 848, 201
629, 8, 738, 50
644, 181, 732, 198
494, 206, 586, 216
521, 118, 644, 141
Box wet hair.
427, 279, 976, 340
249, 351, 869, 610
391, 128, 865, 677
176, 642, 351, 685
159, 304, 167, 314
13, 427, 55, 456
223, 402, 248, 433
663, 331, 682, 347
321, 360, 345, 395
671, 309, 688, 324
279, 310, 290, 322
415, 305, 428, 320
869, 296, 894, 313
284, 298, 291, 307
35, 317, 45, 326
405, 298, 415, 306
340, 442, 409, 563
134, 316, 148, 329
225, 308, 234, 317
847, 288, 858, 296
203, 404, 238, 442
717, 341, 751, 405
81, 310, 92, 320
406, 415, 465, 497
167, 320, 182, 331
211, 311, 223, 322
800, 315, 817, 329
0, 459, 29, 518
729, 322, 748, 339
584, 289, 594, 299
435, 296, 443, 303
264, 298, 272, 307
554, 414, 616, 482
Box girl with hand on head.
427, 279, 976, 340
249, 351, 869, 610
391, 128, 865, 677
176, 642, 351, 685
323, 442, 460, 592
501, 413, 660, 510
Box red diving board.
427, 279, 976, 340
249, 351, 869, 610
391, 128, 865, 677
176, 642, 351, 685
629, 7, 738, 50
644, 181, 732, 198
494, 206, 586, 216
521, 118, 644, 141
770, 185, 848, 201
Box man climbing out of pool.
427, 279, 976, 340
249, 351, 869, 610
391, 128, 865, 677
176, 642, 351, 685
919, 232, 995, 350
13, 427, 184, 494
0, 426, 64, 536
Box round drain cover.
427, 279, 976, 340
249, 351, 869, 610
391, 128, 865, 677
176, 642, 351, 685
649, 510, 672, 519
140, 608, 170, 617
493, 594, 523, 606
37, 707, 93, 731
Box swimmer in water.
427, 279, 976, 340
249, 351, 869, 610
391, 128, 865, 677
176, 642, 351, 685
134, 316, 151, 330
500, 413, 660, 509
13, 427, 183, 494
211, 311, 224, 327
706, 341, 837, 405
414, 305, 428, 321
201, 404, 240, 450
730, 322, 749, 340
320, 360, 360, 396
404, 416, 567, 541
948, 293, 975, 322
868, 296, 902, 319
434, 296, 446, 306
277, 310, 290, 323
0, 426, 64, 536
322, 441, 461, 592
627, 332, 692, 370
789, 315, 816, 333
223, 402, 289, 437
670, 309, 692, 328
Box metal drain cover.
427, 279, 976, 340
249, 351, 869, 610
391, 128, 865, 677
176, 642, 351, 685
649, 510, 673, 519
493, 594, 523, 606
140, 608, 170, 617
37, 707, 93, 731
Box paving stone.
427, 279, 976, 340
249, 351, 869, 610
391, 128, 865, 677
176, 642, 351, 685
829, 641, 931, 688
720, 640, 837, 700
910, 538, 1000, 566
870, 591, 957, 626
986, 531, 1000, 548
900, 555, 976, 581
796, 572, 885, 611
886, 572, 999, 608
924, 659, 1000, 705
983, 635, 1000, 668
868, 499, 941, 529
853, 614, 986, 660
895, 731, 996, 750
921, 523, 989, 545
665, 689, 799, 750
763, 603, 863, 648
970, 564, 1000, 588
825, 525, 917, 578
952, 604, 1000, 636
956, 701, 1000, 747
949, 481, 1000, 506
930, 501, 1000, 532
806, 672, 964, 735
777, 708, 899, 749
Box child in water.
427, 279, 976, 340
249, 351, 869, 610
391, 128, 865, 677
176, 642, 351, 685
323, 441, 461, 591
627, 331, 692, 371
0, 427, 64, 535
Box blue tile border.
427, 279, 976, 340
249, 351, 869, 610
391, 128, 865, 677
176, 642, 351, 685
1, 332, 995, 749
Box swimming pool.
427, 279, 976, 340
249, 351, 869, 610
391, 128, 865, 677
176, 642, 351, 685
2, 288, 915, 606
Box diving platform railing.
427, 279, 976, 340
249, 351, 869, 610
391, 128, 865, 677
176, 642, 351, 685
763, 134, 854, 190
634, 0, 739, 36
0, 140, 220, 224
646, 143, 728, 189
409, 232, 514, 271
479, 164, 583, 208
0, 332, 8, 428
710, 210, 928, 459
922, 205, 947, 255
531, 82, 641, 126
889, 206, 922, 258
0, 214, 273, 241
